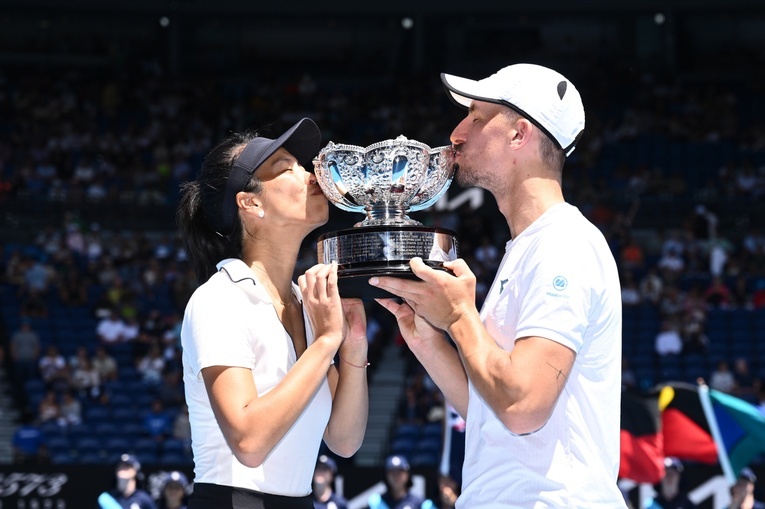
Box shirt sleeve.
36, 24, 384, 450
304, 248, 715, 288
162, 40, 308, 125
514, 234, 597, 353
181, 281, 259, 381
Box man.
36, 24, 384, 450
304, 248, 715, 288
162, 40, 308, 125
371, 63, 624, 507
98, 454, 157, 509
646, 457, 698, 509
312, 454, 348, 509
367, 455, 434, 509
729, 467, 765, 509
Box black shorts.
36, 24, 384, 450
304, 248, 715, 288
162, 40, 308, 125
188, 482, 313, 509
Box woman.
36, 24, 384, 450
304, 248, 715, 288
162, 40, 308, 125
177, 118, 369, 508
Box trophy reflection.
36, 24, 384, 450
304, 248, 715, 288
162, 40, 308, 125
314, 135, 459, 299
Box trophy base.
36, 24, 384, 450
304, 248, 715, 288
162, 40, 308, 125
337, 262, 453, 300
317, 225, 458, 300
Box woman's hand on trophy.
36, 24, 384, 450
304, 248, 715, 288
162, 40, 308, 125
298, 262, 344, 351
370, 256, 477, 332
338, 298, 368, 359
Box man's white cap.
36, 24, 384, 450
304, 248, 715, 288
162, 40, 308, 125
441, 63, 585, 156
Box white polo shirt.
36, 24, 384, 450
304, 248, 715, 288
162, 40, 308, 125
458, 203, 625, 508
181, 258, 331, 497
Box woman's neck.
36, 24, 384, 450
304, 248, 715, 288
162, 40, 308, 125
242, 240, 300, 301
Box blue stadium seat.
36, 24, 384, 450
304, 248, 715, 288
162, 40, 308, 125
159, 451, 189, 465
390, 438, 416, 457
415, 437, 441, 455
410, 451, 440, 467
50, 453, 75, 465
393, 423, 420, 440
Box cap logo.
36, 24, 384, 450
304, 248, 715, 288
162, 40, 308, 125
557, 81, 567, 100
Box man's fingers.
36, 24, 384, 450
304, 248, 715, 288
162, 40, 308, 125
442, 258, 472, 278
374, 297, 399, 315
368, 275, 412, 299
408, 257, 438, 281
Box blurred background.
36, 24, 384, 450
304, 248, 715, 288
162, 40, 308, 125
0, 0, 764, 506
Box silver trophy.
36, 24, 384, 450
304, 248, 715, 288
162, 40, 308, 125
314, 135, 459, 299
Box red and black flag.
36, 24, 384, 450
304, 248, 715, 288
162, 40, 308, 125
619, 390, 665, 484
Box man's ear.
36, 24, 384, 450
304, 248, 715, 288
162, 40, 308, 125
510, 118, 534, 150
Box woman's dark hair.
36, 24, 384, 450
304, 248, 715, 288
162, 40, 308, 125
176, 131, 263, 283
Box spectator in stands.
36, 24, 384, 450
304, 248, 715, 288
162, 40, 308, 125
655, 320, 684, 357
37, 390, 61, 424
473, 234, 500, 273
20, 254, 54, 298
58, 389, 82, 427
733, 357, 761, 404
621, 271, 642, 307
753, 280, 765, 309
437, 474, 459, 509
92, 345, 119, 382
38, 345, 69, 392
657, 247, 685, 284
9, 318, 41, 385
731, 276, 754, 309
704, 276, 732, 308
136, 343, 165, 385
620, 234, 646, 272
12, 411, 47, 465
57, 269, 88, 307
312, 454, 348, 509
157, 370, 185, 409
681, 317, 709, 355
646, 457, 698, 509
710, 361, 736, 393
155, 471, 189, 509
143, 398, 173, 444
660, 286, 686, 319
171, 403, 191, 453
640, 267, 665, 306
367, 455, 433, 509
70, 356, 102, 400
176, 118, 368, 507
397, 386, 429, 426
728, 467, 765, 509
622, 357, 638, 392
96, 308, 128, 346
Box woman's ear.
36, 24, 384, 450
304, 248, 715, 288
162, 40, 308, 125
236, 191, 263, 220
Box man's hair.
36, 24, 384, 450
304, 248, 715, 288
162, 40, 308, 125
501, 108, 565, 174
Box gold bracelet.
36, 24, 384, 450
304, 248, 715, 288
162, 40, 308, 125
339, 356, 370, 369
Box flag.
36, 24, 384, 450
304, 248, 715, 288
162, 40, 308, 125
659, 382, 718, 464
440, 403, 465, 486
659, 381, 765, 484
619, 391, 665, 483
705, 386, 765, 482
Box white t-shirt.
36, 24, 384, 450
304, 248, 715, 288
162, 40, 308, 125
181, 258, 331, 497
458, 203, 625, 508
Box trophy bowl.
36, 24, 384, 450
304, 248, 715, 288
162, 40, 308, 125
314, 135, 459, 299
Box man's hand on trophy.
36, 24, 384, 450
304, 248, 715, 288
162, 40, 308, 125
373, 292, 445, 354
370, 257, 476, 332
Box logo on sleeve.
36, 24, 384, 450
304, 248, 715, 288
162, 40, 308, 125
552, 276, 568, 291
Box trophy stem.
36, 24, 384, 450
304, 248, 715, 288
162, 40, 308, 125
360, 206, 420, 227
